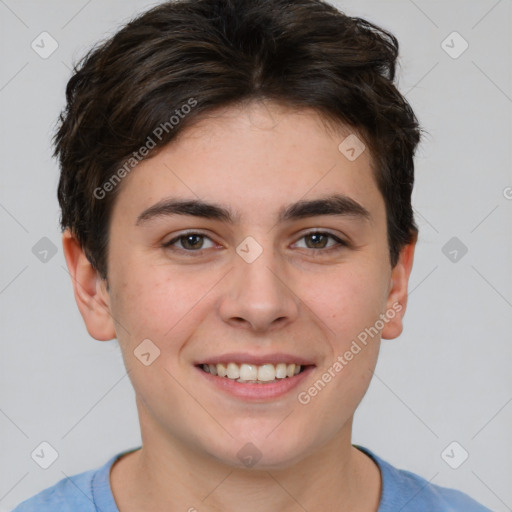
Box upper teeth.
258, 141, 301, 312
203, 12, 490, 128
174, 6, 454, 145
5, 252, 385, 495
202, 362, 302, 382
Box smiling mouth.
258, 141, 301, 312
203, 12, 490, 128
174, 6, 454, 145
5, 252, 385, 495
199, 362, 308, 384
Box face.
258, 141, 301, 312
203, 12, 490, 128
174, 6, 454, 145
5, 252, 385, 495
66, 100, 414, 469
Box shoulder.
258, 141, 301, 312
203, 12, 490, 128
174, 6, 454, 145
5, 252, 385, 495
11, 449, 132, 512
11, 468, 97, 512
355, 445, 493, 512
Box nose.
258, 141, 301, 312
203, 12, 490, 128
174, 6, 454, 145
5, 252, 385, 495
217, 248, 299, 333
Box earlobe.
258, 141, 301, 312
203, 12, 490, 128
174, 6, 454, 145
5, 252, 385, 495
381, 237, 417, 340
62, 229, 116, 341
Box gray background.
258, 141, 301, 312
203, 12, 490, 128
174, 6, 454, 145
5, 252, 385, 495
1, 0, 511, 510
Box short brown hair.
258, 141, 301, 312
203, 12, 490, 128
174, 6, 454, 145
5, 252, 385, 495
54, 0, 422, 280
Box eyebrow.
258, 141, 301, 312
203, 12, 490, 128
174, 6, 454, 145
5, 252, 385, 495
135, 193, 371, 226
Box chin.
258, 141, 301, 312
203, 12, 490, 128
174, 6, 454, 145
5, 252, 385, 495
207, 425, 324, 471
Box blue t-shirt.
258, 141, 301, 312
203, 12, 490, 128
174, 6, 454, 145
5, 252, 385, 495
12, 445, 493, 511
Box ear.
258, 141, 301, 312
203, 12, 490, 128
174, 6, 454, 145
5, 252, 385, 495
381, 235, 417, 340
62, 229, 116, 341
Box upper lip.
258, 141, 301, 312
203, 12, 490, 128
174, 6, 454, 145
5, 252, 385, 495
196, 352, 316, 366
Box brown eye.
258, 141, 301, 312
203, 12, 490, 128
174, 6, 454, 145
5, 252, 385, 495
179, 234, 204, 250
294, 231, 347, 251
304, 233, 329, 249
163, 232, 215, 252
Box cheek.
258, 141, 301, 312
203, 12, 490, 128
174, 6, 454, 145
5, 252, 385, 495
109, 261, 208, 346
302, 263, 389, 344
311, 262, 388, 404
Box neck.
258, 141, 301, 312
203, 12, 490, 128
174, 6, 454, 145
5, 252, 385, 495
110, 410, 381, 512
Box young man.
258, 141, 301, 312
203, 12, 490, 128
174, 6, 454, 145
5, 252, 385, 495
14, 0, 492, 510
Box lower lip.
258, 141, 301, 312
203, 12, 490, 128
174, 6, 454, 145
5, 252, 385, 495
196, 366, 315, 401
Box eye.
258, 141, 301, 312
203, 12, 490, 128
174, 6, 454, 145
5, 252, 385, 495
163, 232, 216, 252
162, 230, 348, 255
293, 231, 348, 251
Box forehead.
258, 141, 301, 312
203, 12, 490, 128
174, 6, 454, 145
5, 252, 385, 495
112, 101, 384, 225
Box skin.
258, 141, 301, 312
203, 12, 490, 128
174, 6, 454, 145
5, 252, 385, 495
63, 100, 415, 512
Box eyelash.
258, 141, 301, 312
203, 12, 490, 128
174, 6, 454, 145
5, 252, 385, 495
162, 230, 349, 255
